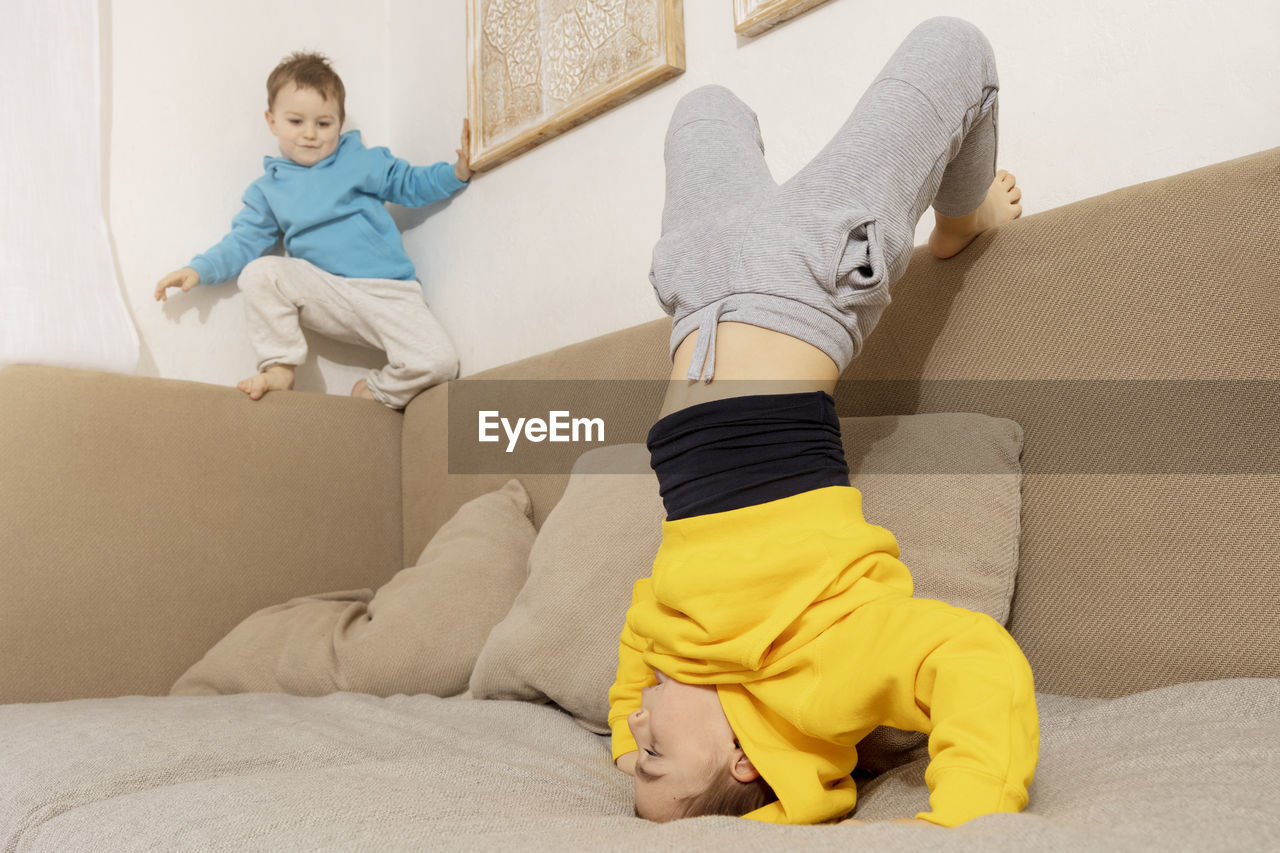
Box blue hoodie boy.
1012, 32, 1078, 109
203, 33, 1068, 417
190, 130, 466, 286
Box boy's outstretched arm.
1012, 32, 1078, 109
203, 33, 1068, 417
186, 184, 283, 288
367, 129, 470, 208
156, 184, 281, 301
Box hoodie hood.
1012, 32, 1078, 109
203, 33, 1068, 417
263, 129, 363, 174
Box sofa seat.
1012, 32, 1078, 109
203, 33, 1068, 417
3, 679, 1276, 850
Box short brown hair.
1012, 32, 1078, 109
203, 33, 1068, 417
675, 769, 776, 819
266, 51, 346, 123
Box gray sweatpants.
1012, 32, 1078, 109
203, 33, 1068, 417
652, 16, 999, 380
238, 256, 459, 409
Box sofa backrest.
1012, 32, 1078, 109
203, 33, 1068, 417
1, 368, 405, 702
401, 320, 669, 556
402, 148, 1280, 698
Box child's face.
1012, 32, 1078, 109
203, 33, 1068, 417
265, 82, 343, 167
626, 670, 737, 821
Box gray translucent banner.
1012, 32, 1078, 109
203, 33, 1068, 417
447, 379, 1279, 475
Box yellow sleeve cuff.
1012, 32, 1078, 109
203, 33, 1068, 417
917, 767, 1029, 827
611, 722, 638, 762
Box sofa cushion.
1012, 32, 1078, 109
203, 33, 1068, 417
170, 479, 536, 698
468, 413, 1024, 754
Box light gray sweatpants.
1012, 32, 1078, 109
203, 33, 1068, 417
238, 256, 459, 409
652, 16, 1000, 380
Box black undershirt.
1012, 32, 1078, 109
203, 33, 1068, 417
646, 391, 850, 521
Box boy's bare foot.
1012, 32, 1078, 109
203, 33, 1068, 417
237, 364, 295, 400
928, 170, 1023, 259
350, 378, 375, 400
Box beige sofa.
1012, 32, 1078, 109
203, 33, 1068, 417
2, 149, 1278, 850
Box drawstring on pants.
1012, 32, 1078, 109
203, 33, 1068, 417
684, 302, 726, 382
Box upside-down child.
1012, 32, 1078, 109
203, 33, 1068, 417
608, 17, 1038, 826
154, 51, 471, 409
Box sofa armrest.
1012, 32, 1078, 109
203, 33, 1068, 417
0, 365, 404, 703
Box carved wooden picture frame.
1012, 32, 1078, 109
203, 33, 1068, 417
467, 0, 685, 172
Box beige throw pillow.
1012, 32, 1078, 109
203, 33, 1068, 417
469, 444, 664, 724
171, 479, 536, 698
468, 414, 1024, 759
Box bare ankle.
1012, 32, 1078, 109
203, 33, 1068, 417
263, 364, 295, 387
933, 208, 978, 234
928, 171, 1022, 259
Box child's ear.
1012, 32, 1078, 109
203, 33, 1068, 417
264, 110, 278, 137
729, 748, 759, 784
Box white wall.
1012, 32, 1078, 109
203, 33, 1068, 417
111, 0, 1280, 390
390, 0, 1280, 375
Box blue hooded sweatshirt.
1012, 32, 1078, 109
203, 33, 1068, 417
190, 130, 466, 286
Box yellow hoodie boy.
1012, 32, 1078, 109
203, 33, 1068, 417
609, 485, 1039, 826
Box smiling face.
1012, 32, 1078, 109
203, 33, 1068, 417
265, 82, 343, 167
626, 670, 752, 821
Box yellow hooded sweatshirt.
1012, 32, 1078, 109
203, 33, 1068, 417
608, 485, 1038, 827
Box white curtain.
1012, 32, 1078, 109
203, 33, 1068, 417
0, 0, 138, 373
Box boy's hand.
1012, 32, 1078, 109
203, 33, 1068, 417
154, 267, 200, 302
615, 751, 638, 777
454, 118, 473, 182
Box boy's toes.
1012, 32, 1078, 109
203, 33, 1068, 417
237, 375, 265, 400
